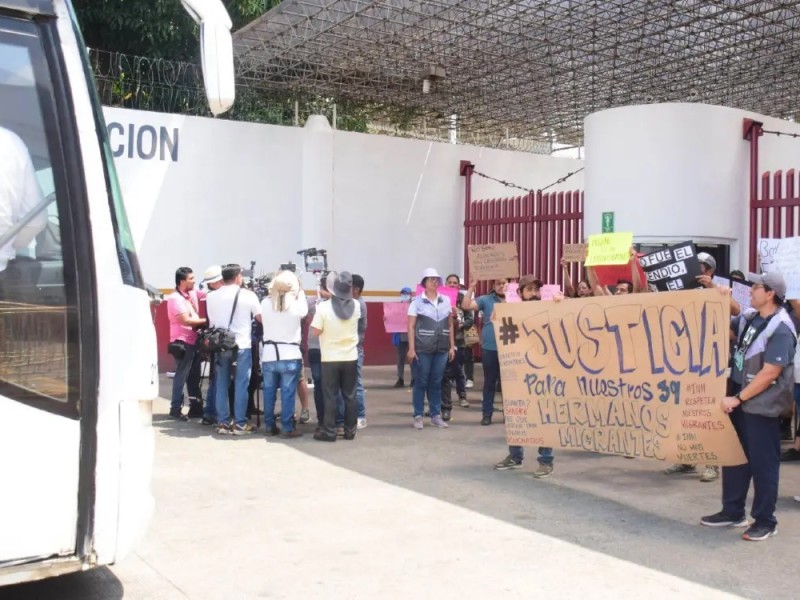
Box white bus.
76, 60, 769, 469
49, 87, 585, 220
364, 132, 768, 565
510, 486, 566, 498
0, 0, 234, 585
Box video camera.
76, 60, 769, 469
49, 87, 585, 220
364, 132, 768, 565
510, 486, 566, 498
297, 248, 328, 274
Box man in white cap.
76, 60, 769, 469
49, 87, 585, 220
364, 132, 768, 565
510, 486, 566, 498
197, 265, 223, 425
702, 271, 795, 541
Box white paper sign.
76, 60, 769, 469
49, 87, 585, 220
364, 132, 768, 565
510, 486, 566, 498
758, 238, 782, 273
774, 237, 800, 299
732, 281, 752, 309
713, 276, 730, 288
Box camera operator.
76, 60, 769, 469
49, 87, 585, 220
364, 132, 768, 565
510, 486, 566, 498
260, 269, 308, 438
166, 267, 207, 421
206, 264, 262, 435
197, 265, 224, 425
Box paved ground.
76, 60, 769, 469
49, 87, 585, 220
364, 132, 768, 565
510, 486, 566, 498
2, 365, 799, 599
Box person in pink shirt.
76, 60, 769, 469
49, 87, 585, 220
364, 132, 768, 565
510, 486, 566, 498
166, 267, 206, 420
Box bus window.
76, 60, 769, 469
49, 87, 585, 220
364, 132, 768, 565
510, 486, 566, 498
0, 18, 76, 410
68, 6, 145, 290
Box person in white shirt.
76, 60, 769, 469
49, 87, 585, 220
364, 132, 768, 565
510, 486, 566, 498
206, 264, 262, 435
260, 269, 308, 438
310, 271, 361, 442
0, 127, 47, 297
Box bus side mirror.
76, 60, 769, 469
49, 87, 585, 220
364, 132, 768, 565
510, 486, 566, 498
181, 0, 235, 116
200, 22, 235, 116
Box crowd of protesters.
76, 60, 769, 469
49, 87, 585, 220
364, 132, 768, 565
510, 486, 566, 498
166, 248, 800, 542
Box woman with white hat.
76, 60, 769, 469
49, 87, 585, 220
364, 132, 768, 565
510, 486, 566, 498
260, 270, 308, 438
407, 268, 455, 429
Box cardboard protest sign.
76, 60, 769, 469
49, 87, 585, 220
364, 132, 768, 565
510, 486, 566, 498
493, 289, 746, 466
639, 241, 702, 292
468, 243, 520, 280
563, 243, 588, 263
414, 284, 458, 306
540, 285, 561, 301
773, 237, 800, 299
712, 276, 729, 288
383, 303, 409, 333
758, 238, 781, 273
584, 232, 633, 267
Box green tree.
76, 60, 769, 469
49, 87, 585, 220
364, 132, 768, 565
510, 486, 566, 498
73, 0, 276, 60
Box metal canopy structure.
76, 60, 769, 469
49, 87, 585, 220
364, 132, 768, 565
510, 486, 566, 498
233, 1, 800, 147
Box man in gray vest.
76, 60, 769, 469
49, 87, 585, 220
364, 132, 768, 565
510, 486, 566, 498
701, 272, 795, 541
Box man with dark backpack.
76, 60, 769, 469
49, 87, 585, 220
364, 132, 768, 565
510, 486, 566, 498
206, 264, 262, 435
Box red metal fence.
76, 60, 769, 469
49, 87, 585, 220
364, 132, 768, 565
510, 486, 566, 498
746, 119, 800, 270
460, 161, 584, 292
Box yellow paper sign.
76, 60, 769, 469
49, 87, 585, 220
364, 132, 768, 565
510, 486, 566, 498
584, 232, 633, 266
468, 242, 520, 281
493, 288, 746, 466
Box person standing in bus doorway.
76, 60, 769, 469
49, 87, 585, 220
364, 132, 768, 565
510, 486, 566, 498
207, 264, 262, 435
310, 271, 360, 442
462, 277, 509, 425
0, 127, 48, 300
197, 265, 223, 426
166, 267, 207, 421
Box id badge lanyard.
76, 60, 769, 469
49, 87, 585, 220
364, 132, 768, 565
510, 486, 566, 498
734, 314, 775, 372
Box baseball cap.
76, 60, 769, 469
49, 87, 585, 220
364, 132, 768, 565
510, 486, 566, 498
747, 272, 787, 301
518, 274, 543, 289
201, 265, 223, 284
697, 252, 716, 271
400, 286, 412, 294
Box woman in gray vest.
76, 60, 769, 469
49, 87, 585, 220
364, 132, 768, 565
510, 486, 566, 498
701, 272, 795, 542
407, 268, 455, 429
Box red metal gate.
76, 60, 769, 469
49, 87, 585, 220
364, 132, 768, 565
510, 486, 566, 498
745, 119, 800, 270
460, 161, 584, 291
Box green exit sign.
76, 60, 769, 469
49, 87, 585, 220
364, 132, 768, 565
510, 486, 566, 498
602, 212, 614, 233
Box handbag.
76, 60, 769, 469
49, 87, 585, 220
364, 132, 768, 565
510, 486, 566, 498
197, 288, 241, 354
167, 340, 186, 360
464, 325, 480, 347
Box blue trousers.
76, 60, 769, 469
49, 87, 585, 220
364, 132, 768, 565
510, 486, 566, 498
722, 406, 781, 528
509, 445, 554, 465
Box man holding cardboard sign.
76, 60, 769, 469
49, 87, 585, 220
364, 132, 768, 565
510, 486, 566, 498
701, 272, 795, 542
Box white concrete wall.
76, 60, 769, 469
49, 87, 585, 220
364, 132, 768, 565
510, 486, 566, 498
584, 103, 800, 271
103, 107, 584, 290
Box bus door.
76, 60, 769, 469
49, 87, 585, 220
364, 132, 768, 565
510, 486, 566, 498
0, 6, 97, 565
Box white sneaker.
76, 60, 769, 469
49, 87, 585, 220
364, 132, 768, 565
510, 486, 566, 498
465, 379, 474, 389
357, 417, 367, 429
